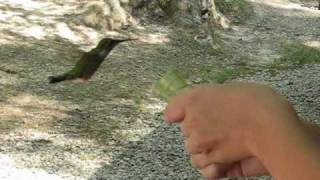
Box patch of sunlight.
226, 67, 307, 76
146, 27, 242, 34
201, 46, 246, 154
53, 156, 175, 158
9, 131, 112, 173
72, 25, 100, 43
21, 26, 46, 40
105, 30, 131, 38
0, 72, 20, 85
118, 98, 136, 106
0, 11, 23, 21
24, 130, 52, 141
55, 23, 82, 43
0, 32, 17, 44
253, 0, 320, 14
0, 37, 14, 45
53, 134, 97, 146
0, 106, 24, 115
106, 98, 137, 108
0, 153, 76, 180
134, 24, 146, 30
139, 98, 166, 114
55, 23, 137, 47
9, 93, 67, 109
3, 0, 52, 10
5, 16, 31, 29
304, 41, 320, 49
0, 93, 70, 130
139, 33, 170, 44
0, 0, 120, 45
114, 127, 154, 142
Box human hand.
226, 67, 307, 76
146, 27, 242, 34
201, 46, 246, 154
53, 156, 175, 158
164, 83, 301, 170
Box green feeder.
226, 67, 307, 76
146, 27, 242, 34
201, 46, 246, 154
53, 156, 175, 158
152, 69, 188, 101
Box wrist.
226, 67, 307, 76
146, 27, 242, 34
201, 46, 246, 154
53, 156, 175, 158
250, 118, 320, 179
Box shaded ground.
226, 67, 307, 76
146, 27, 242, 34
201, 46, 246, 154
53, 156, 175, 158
0, 0, 319, 179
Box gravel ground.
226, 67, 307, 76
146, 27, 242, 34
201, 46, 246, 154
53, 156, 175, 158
238, 64, 320, 125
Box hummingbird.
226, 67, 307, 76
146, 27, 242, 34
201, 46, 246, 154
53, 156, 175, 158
48, 37, 133, 83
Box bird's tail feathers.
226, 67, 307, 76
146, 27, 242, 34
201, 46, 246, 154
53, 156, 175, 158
48, 74, 67, 83
48, 72, 77, 84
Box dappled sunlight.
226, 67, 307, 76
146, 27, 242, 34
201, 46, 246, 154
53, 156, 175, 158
139, 97, 166, 114
0, 72, 20, 85
108, 96, 164, 142
55, 23, 82, 43
0, 153, 67, 180
0, 92, 70, 131
3, 0, 55, 11
6, 129, 111, 165
304, 40, 320, 49
1, 0, 76, 15
0, 35, 15, 44
21, 25, 46, 40
0, 8, 22, 21
0, 0, 101, 44
139, 32, 171, 44
0, 127, 113, 179
251, 0, 320, 15
9, 92, 67, 109
0, 0, 171, 46
113, 128, 154, 142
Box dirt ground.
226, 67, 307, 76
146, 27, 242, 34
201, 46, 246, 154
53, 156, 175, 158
0, 0, 319, 179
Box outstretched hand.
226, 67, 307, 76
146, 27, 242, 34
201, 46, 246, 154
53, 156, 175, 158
164, 83, 302, 179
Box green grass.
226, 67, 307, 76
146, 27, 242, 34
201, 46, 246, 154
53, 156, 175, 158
216, 0, 253, 22
279, 42, 320, 65
197, 63, 252, 84
158, 0, 179, 17
213, 65, 251, 84
80, 152, 97, 160
267, 41, 320, 74
0, 118, 24, 132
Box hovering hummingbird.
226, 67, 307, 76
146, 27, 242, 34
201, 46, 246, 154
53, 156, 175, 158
48, 37, 134, 83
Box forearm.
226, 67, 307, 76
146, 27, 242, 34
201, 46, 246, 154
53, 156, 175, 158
254, 120, 320, 180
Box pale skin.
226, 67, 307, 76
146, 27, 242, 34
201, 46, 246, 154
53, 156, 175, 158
164, 83, 320, 179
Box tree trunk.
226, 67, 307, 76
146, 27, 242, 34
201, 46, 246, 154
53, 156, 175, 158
205, 0, 230, 29
208, 0, 219, 20
158, 0, 202, 27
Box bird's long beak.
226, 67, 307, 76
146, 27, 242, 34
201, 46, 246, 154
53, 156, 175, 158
112, 38, 138, 47
117, 38, 138, 43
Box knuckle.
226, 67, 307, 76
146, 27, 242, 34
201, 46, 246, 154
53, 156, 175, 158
188, 86, 207, 102
191, 154, 209, 168
189, 139, 204, 154
209, 150, 225, 163
185, 139, 198, 154
200, 165, 218, 179
190, 156, 200, 167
